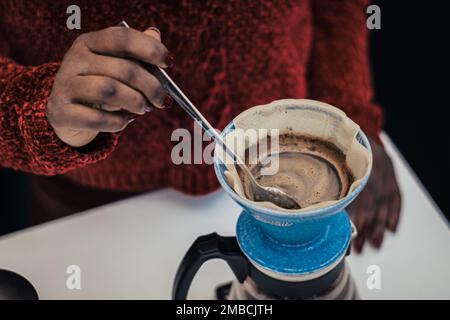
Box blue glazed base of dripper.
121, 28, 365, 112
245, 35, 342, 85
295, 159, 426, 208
236, 210, 352, 276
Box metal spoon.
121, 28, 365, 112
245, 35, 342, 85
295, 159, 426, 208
119, 21, 300, 210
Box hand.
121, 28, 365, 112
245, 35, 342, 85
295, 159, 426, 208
47, 26, 173, 147
348, 135, 402, 253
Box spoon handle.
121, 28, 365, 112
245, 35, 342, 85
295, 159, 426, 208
153, 67, 230, 154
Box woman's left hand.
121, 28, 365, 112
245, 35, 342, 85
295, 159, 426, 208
348, 135, 402, 253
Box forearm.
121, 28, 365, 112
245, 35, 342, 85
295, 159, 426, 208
0, 57, 118, 175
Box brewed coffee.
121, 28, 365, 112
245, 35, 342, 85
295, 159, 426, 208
240, 134, 354, 209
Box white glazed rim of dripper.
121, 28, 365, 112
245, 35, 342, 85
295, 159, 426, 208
213, 99, 372, 220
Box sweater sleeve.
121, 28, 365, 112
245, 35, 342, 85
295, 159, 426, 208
0, 54, 119, 175
308, 0, 383, 139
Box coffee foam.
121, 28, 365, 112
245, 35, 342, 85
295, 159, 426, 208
215, 99, 372, 212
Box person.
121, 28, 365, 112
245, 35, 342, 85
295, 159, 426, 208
0, 0, 400, 252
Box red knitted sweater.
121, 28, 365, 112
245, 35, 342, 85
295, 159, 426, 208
0, 0, 383, 195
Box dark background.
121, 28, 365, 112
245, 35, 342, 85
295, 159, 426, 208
370, 0, 449, 218
1, 2, 449, 235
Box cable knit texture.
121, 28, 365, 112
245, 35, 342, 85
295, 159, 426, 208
0, 0, 382, 194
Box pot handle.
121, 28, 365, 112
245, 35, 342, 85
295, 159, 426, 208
172, 233, 248, 300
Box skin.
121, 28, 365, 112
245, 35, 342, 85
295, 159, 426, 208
47, 26, 171, 147
348, 136, 402, 253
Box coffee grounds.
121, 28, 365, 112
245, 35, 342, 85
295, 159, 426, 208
240, 134, 354, 209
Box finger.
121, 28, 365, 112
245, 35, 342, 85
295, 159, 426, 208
353, 232, 366, 254
370, 196, 389, 249
362, 183, 379, 228
351, 190, 368, 233
354, 184, 379, 253
83, 27, 171, 68
141, 27, 174, 68
144, 27, 161, 42
353, 213, 368, 254
371, 224, 385, 250
361, 187, 378, 234
69, 76, 150, 115
56, 103, 133, 133
388, 181, 402, 231
78, 54, 167, 108
351, 192, 369, 254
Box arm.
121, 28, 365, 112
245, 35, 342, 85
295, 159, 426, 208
0, 25, 171, 176
309, 1, 401, 252
309, 0, 383, 139
0, 40, 118, 175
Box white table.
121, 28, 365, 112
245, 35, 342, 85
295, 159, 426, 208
0, 134, 449, 300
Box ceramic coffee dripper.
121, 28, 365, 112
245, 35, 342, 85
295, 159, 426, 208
173, 99, 372, 299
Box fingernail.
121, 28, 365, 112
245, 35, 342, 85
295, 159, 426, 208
144, 105, 152, 113
128, 117, 136, 124
389, 214, 399, 232
148, 27, 161, 36
387, 220, 395, 232
164, 52, 175, 68
392, 220, 398, 232
163, 95, 174, 108
354, 236, 365, 253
